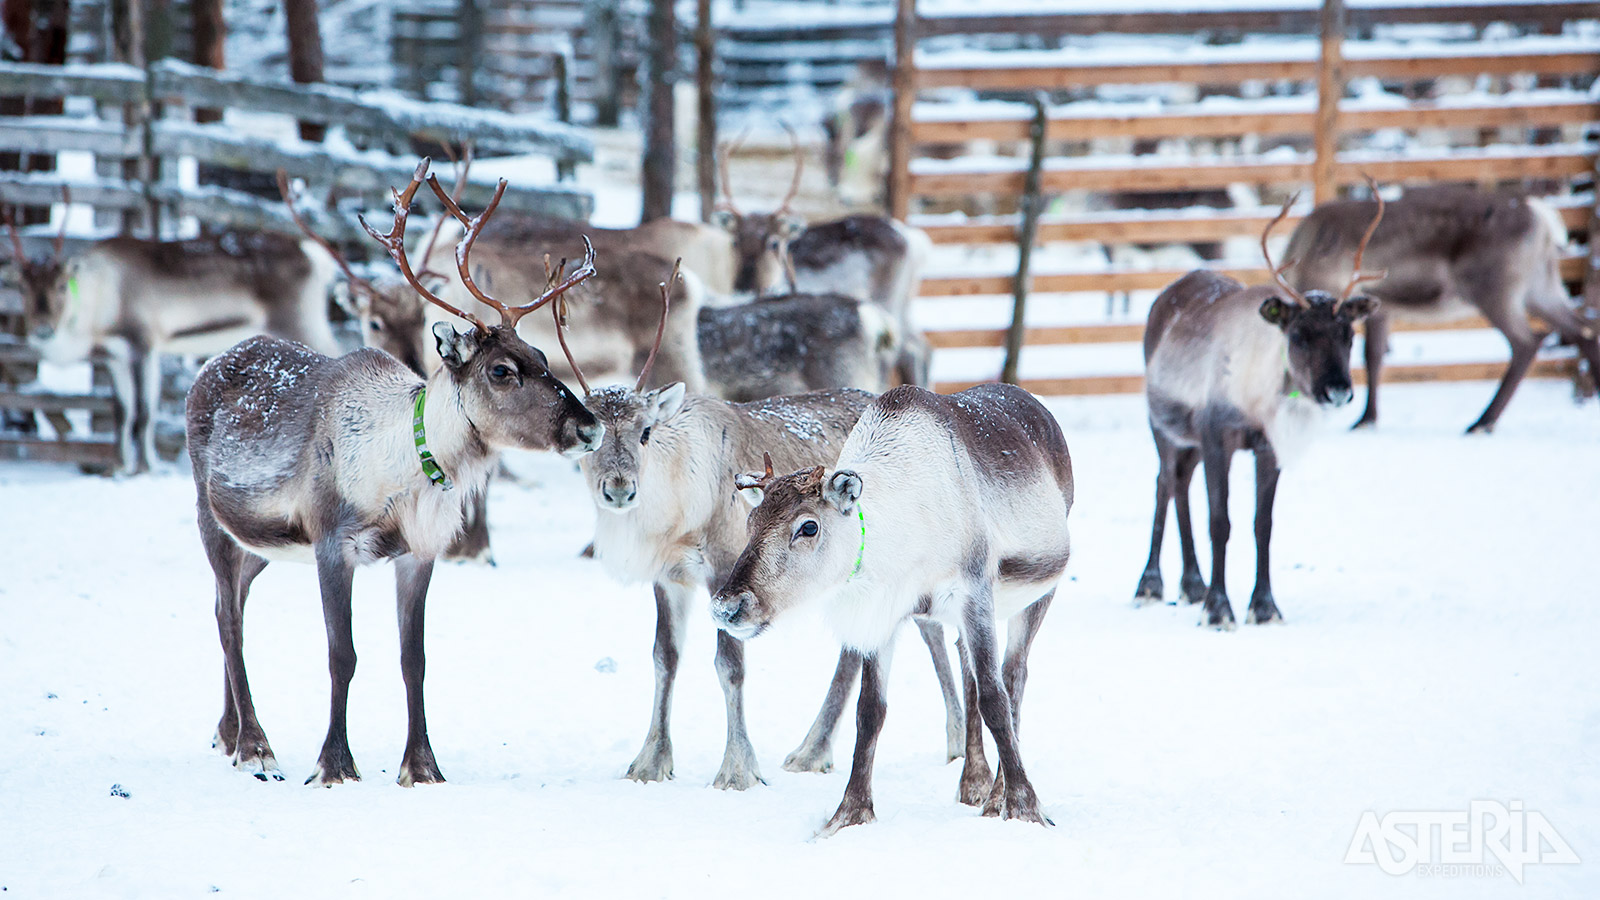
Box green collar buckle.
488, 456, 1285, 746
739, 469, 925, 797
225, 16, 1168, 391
413, 388, 453, 491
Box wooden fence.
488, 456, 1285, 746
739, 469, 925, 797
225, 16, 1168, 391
886, 0, 1600, 395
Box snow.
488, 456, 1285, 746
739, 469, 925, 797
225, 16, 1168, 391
2, 380, 1597, 896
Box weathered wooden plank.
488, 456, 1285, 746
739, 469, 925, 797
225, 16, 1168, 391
0, 391, 118, 414
0, 116, 141, 156
925, 315, 1530, 349
0, 436, 121, 465
0, 61, 144, 104
933, 358, 1580, 396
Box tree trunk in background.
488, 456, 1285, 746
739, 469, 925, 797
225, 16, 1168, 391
283, 0, 326, 142
191, 0, 225, 122
640, 0, 676, 222
1, 0, 70, 225
694, 0, 715, 222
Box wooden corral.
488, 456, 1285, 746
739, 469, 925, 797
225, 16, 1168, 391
886, 0, 1599, 395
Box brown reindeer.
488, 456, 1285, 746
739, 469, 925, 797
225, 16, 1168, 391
1135, 196, 1380, 629
187, 159, 603, 786
1284, 185, 1600, 433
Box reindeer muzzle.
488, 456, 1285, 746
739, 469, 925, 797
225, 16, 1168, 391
710, 590, 761, 640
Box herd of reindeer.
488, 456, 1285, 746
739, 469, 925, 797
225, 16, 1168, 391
5, 138, 1599, 834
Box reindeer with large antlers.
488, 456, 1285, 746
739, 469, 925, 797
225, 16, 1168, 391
571, 268, 965, 787
9, 188, 342, 473
187, 159, 604, 786
1133, 191, 1382, 629
1284, 184, 1600, 433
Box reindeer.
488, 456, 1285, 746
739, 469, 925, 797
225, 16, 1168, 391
12, 199, 341, 473
1284, 185, 1600, 433
186, 159, 603, 786
698, 292, 899, 401
710, 130, 808, 297
572, 269, 963, 785
1134, 195, 1380, 629
710, 383, 1074, 834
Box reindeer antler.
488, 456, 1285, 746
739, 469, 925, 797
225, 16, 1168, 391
1340, 174, 1388, 307
360, 158, 491, 331
415, 143, 473, 281
636, 257, 681, 391
715, 128, 752, 215
547, 252, 593, 395
4, 186, 71, 268
1261, 192, 1307, 306
277, 170, 384, 306
775, 123, 805, 218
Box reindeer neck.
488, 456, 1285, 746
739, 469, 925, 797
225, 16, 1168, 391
415, 368, 491, 491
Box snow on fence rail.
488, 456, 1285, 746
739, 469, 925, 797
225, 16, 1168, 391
883, 0, 1600, 396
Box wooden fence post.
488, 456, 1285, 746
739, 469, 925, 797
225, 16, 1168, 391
1001, 92, 1047, 386
457, 0, 482, 107
887, 0, 914, 220
640, 0, 677, 222
1312, 0, 1345, 205
695, 0, 716, 223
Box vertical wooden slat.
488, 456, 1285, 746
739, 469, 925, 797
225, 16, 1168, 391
696, 0, 716, 222
887, 0, 915, 220
1002, 92, 1048, 386
1312, 0, 1345, 204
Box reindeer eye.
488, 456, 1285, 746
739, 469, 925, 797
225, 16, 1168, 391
369, 320, 384, 332
797, 520, 818, 538
640, 426, 652, 445
491, 363, 515, 379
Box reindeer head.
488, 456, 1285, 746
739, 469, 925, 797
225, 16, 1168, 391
710, 456, 863, 639
711, 129, 806, 296
1259, 183, 1382, 408
569, 261, 687, 510
4, 193, 70, 339
362, 159, 605, 459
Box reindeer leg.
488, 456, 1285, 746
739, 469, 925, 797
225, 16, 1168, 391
712, 630, 765, 790
954, 636, 992, 806
395, 554, 444, 786
102, 341, 137, 475
1247, 443, 1284, 625
444, 491, 494, 565
783, 648, 861, 774
1353, 311, 1389, 429
962, 579, 1049, 826
1200, 422, 1237, 631
1172, 447, 1206, 604
1467, 309, 1540, 435
819, 645, 894, 837
915, 617, 965, 762
1135, 430, 1179, 604
138, 347, 162, 471
308, 537, 361, 786
1002, 592, 1053, 738
202, 509, 280, 780
626, 580, 689, 782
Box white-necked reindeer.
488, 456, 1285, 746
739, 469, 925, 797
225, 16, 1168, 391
13, 202, 341, 473
1284, 184, 1600, 433
571, 269, 963, 787
186, 160, 604, 786
1134, 195, 1380, 628
710, 382, 1074, 834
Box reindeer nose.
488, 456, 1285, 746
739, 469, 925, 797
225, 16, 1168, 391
601, 475, 636, 508
575, 420, 604, 451
710, 591, 750, 625
1325, 385, 1354, 407
29, 324, 53, 344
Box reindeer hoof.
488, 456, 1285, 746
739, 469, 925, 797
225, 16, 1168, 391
817, 801, 876, 837
712, 746, 765, 791
782, 745, 834, 774
1246, 599, 1284, 625
958, 763, 994, 807
1203, 593, 1237, 631
625, 742, 674, 783
398, 750, 445, 787
1133, 571, 1164, 606
305, 755, 360, 787
1465, 421, 1495, 436
1180, 573, 1207, 605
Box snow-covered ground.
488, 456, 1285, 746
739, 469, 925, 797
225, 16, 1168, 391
2, 379, 1595, 897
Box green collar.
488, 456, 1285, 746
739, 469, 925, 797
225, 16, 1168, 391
847, 503, 866, 581
413, 388, 453, 490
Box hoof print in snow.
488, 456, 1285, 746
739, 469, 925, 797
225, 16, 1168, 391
109, 784, 130, 798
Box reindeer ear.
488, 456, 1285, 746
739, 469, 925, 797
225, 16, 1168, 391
778, 215, 806, 240
733, 473, 765, 509
823, 469, 862, 515
648, 382, 687, 421
711, 209, 738, 231
1259, 295, 1294, 328
1339, 295, 1379, 321
432, 321, 477, 369
331, 281, 368, 320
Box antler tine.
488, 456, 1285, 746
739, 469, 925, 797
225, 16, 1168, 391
359, 158, 489, 331
548, 254, 593, 395
1341, 174, 1388, 306
761, 451, 775, 485
776, 123, 805, 216
277, 169, 382, 305
53, 186, 69, 258
500, 233, 596, 329
427, 173, 520, 325
715, 127, 753, 214
636, 257, 680, 391
416, 143, 473, 280
1260, 191, 1307, 306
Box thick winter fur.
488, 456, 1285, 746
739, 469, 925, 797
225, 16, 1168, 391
1284, 186, 1600, 432
186, 326, 602, 788
1136, 271, 1375, 629
786, 216, 933, 386
471, 213, 738, 297
418, 227, 706, 393
580, 384, 963, 785
711, 383, 1073, 833
698, 293, 898, 401
27, 233, 340, 473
